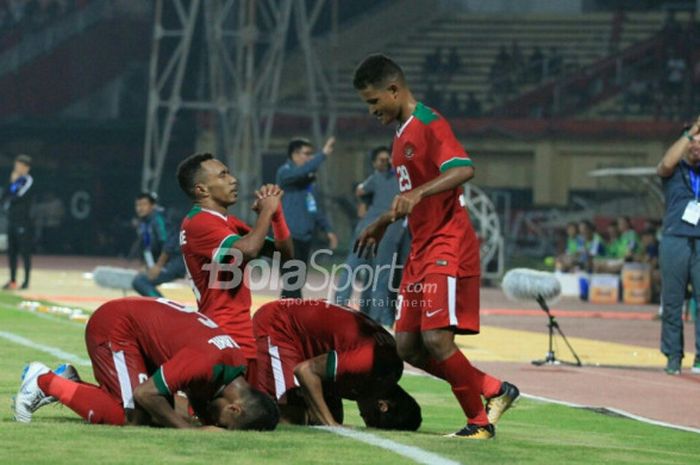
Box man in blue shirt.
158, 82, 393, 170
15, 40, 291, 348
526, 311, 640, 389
131, 192, 185, 297
2, 154, 34, 290
276, 137, 337, 298
335, 146, 410, 326
657, 120, 700, 375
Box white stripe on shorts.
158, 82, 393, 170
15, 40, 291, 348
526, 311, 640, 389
112, 350, 135, 409
447, 276, 457, 326
268, 337, 287, 400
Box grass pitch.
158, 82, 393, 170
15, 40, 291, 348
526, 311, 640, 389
1, 292, 698, 465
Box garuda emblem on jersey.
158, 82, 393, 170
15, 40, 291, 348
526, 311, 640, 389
404, 143, 415, 159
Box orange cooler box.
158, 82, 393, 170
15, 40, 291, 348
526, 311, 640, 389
622, 263, 651, 290
589, 274, 620, 304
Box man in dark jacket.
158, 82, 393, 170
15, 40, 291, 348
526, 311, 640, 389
276, 137, 337, 298
2, 154, 34, 290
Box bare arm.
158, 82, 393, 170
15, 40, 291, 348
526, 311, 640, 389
133, 379, 194, 429
293, 354, 340, 427
658, 118, 700, 177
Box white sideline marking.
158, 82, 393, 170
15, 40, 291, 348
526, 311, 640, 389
522, 393, 700, 435
0, 331, 91, 367
316, 426, 462, 465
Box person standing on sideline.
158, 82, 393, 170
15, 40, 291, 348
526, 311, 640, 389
131, 192, 186, 297
334, 146, 410, 327
2, 154, 34, 290
276, 137, 338, 298
353, 54, 519, 439
656, 118, 700, 375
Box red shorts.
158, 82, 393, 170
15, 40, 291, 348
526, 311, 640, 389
85, 333, 148, 409
395, 274, 480, 334
254, 335, 301, 403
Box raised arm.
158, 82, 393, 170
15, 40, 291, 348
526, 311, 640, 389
658, 118, 700, 178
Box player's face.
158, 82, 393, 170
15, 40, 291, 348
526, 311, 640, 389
198, 159, 238, 207
134, 198, 155, 218
358, 84, 400, 125
356, 397, 389, 427
208, 397, 241, 430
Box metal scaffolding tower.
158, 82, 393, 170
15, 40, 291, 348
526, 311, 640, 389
142, 0, 337, 216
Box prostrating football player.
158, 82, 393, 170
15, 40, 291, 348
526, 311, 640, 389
352, 54, 520, 439
253, 299, 421, 430
14, 297, 279, 431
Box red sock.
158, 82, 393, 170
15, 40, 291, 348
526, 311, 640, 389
426, 358, 502, 399
436, 351, 489, 425
38, 372, 125, 425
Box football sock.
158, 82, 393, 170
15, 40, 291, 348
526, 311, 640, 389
426, 358, 501, 399
38, 372, 125, 425
437, 351, 489, 426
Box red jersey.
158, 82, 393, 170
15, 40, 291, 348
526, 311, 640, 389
391, 102, 480, 281
87, 297, 247, 409
179, 205, 264, 359
253, 299, 401, 400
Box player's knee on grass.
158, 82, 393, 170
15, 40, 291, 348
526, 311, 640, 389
357, 385, 422, 431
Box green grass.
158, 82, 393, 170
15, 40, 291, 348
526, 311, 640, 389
1, 291, 699, 465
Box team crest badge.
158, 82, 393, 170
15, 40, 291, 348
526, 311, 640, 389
404, 143, 415, 159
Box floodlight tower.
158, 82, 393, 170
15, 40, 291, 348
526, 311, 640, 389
142, 0, 337, 217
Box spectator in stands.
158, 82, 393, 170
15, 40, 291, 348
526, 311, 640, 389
464, 91, 482, 117
617, 216, 640, 262
276, 137, 338, 298
577, 220, 604, 273
527, 46, 545, 83
423, 46, 442, 78
555, 222, 581, 272
661, 10, 683, 56
546, 46, 564, 79
664, 53, 687, 116
445, 46, 461, 76
594, 222, 626, 273
510, 40, 526, 84
656, 120, 700, 375
131, 192, 185, 298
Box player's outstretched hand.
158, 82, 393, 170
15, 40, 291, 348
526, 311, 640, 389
354, 219, 388, 259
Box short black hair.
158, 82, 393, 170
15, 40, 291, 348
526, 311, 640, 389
238, 389, 280, 431
287, 138, 313, 159
136, 192, 157, 204
361, 385, 422, 431
15, 154, 32, 166
176, 153, 214, 200
370, 146, 390, 162
353, 54, 405, 90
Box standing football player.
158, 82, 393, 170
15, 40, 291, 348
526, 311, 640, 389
352, 54, 519, 439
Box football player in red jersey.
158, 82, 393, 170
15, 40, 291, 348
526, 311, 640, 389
352, 54, 519, 439
253, 299, 421, 430
176, 153, 294, 371
13, 297, 279, 430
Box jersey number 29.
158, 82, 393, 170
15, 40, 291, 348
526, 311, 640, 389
396, 165, 412, 192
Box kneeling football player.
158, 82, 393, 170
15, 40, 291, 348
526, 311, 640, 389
14, 297, 279, 430
253, 299, 421, 430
